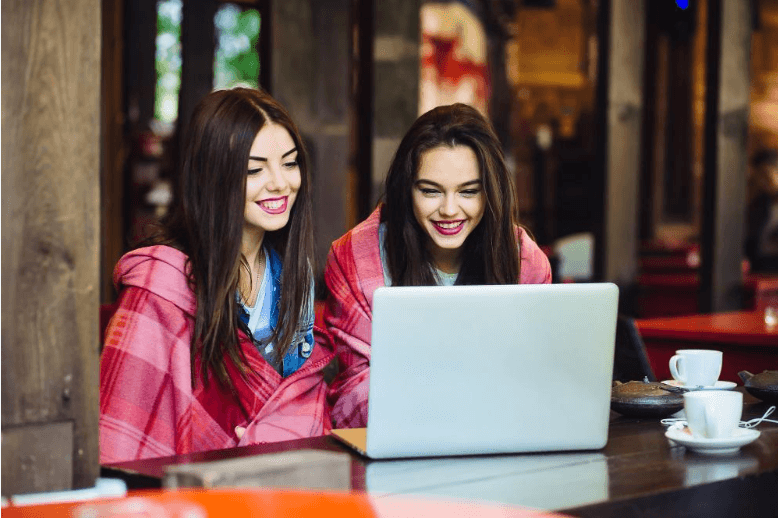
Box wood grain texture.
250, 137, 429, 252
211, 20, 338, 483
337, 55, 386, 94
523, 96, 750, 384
1, 0, 101, 493
270, 0, 352, 274
1, 422, 73, 495
605, 0, 645, 284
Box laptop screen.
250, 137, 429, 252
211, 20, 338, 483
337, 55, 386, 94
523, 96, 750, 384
362, 283, 619, 459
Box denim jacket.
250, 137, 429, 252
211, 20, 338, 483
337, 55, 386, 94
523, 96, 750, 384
238, 248, 315, 377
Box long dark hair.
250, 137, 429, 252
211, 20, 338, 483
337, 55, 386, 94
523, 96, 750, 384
158, 87, 314, 387
383, 103, 520, 286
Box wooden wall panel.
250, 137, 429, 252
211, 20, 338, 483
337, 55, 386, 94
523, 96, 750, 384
371, 0, 421, 209
1, 423, 74, 495
605, 0, 645, 283
750, 1, 778, 152
699, 0, 751, 313
1, 0, 101, 494
271, 0, 354, 276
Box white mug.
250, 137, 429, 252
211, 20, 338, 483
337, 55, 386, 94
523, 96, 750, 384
683, 391, 742, 439
669, 349, 722, 387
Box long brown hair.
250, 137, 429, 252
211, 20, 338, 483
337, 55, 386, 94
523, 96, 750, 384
159, 87, 314, 387
382, 103, 520, 286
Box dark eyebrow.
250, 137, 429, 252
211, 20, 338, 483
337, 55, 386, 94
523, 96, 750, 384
248, 147, 298, 162
414, 179, 482, 189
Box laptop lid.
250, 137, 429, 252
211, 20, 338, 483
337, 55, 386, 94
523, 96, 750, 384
345, 282, 618, 459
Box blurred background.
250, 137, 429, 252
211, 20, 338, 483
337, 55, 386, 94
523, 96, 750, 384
2, 0, 777, 496
98, 0, 778, 315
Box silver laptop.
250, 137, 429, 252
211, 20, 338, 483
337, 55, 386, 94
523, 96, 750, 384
331, 283, 619, 459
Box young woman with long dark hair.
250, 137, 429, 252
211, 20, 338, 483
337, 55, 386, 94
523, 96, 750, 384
324, 103, 552, 428
100, 88, 333, 463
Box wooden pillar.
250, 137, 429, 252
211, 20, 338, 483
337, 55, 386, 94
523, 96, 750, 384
487, 21, 512, 152
101, 0, 127, 304
352, 0, 375, 222
178, 0, 218, 138
124, 0, 157, 132
371, 0, 421, 209
258, 0, 273, 92
271, 0, 351, 279
309, 0, 351, 272
1, 0, 101, 495
699, 0, 752, 312
601, 0, 645, 284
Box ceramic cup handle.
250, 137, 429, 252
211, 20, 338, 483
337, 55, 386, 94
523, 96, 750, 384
669, 354, 686, 384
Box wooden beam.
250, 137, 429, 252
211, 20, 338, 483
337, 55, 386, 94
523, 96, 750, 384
2, 0, 101, 493
101, 0, 127, 304
604, 0, 645, 284
699, 0, 751, 312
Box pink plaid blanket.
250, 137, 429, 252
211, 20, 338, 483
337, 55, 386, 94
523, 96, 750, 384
100, 246, 334, 464
324, 207, 552, 428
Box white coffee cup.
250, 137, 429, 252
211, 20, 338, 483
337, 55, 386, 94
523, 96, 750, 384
669, 349, 722, 387
683, 390, 742, 439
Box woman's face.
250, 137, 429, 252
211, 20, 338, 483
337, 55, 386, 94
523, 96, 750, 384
411, 144, 485, 271
243, 123, 301, 239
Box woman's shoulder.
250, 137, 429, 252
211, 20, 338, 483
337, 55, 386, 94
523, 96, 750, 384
330, 206, 382, 255
125, 243, 187, 260
325, 207, 385, 292
114, 245, 195, 310
116, 245, 189, 275
517, 227, 552, 284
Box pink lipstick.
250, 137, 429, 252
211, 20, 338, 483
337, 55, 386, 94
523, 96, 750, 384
433, 220, 464, 236
258, 196, 288, 214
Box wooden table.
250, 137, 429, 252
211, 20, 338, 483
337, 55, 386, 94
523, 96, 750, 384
96, 391, 778, 518
636, 311, 778, 383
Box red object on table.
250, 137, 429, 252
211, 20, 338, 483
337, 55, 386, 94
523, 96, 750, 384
1, 488, 569, 518
636, 311, 778, 383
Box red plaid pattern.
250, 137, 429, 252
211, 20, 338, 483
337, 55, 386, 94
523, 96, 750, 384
100, 246, 334, 464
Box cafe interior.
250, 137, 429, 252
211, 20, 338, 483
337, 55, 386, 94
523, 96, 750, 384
2, 0, 778, 516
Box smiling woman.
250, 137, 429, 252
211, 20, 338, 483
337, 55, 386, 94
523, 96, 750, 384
411, 145, 485, 274
99, 88, 333, 464
321, 103, 553, 429
243, 124, 301, 239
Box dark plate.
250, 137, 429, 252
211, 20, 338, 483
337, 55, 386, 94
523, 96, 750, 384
610, 380, 685, 418
611, 398, 684, 418
744, 386, 778, 405
739, 371, 778, 405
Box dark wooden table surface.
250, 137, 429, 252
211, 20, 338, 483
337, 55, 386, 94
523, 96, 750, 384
104, 390, 778, 518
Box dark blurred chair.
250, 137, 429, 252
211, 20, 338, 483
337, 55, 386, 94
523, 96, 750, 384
612, 315, 656, 382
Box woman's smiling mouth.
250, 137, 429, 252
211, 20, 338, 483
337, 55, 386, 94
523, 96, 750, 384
432, 220, 465, 235
258, 196, 288, 214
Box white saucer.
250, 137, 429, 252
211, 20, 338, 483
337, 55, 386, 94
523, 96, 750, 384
665, 424, 760, 455
662, 380, 737, 391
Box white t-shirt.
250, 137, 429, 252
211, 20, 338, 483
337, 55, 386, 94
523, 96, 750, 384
378, 223, 458, 286
241, 248, 274, 356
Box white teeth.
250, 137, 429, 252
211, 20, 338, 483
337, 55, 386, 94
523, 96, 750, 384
436, 221, 462, 229
261, 199, 284, 209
